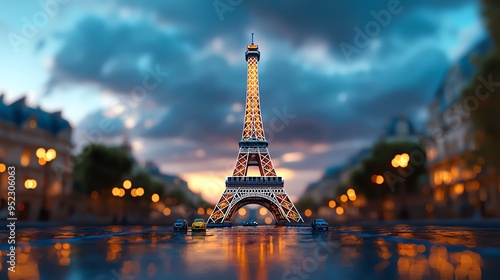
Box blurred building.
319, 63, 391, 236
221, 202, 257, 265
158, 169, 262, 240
425, 37, 498, 217
382, 116, 421, 143
301, 116, 422, 221
0, 94, 73, 220
144, 160, 204, 205
303, 165, 346, 204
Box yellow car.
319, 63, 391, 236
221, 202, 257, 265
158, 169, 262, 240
191, 218, 206, 231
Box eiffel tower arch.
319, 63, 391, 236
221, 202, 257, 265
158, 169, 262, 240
208, 34, 304, 226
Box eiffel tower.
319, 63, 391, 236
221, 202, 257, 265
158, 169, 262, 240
207, 34, 304, 226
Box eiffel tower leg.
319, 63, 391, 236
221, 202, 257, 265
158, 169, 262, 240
207, 188, 235, 225
208, 182, 304, 226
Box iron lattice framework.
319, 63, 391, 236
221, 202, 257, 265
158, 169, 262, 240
208, 35, 304, 225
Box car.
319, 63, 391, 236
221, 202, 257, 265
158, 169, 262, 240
243, 220, 258, 226
173, 219, 188, 231
310, 218, 329, 230
191, 218, 206, 231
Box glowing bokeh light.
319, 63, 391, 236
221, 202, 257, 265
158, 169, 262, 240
45, 149, 57, 161
123, 180, 132, 189
36, 148, 46, 159
328, 200, 336, 208
163, 208, 171, 216
238, 208, 247, 216
304, 209, 312, 217
136, 187, 144, 196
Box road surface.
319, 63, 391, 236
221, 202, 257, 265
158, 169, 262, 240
1, 224, 499, 279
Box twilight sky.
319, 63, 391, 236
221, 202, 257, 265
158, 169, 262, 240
0, 0, 487, 203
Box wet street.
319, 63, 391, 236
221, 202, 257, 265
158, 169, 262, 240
1, 224, 500, 280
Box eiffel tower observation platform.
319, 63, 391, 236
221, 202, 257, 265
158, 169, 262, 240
226, 176, 284, 186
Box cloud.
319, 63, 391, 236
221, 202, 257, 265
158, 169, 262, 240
116, 0, 473, 60
39, 0, 478, 198
47, 7, 451, 146
46, 15, 189, 95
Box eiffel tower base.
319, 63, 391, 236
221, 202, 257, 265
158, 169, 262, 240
207, 177, 304, 226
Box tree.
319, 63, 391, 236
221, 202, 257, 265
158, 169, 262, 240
482, 0, 500, 53
461, 0, 500, 170
350, 141, 427, 199
166, 188, 188, 205
350, 141, 427, 219
130, 172, 165, 201
74, 144, 133, 194
295, 196, 317, 212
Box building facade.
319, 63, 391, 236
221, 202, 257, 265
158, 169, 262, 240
0, 94, 73, 220
426, 37, 499, 217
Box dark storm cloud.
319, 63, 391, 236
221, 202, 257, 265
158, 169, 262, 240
43, 0, 470, 170
46, 15, 190, 94
75, 109, 125, 140
118, 0, 471, 60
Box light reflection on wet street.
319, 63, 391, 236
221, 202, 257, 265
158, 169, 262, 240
1, 225, 500, 280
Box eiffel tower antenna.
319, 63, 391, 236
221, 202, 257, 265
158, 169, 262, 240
208, 35, 304, 226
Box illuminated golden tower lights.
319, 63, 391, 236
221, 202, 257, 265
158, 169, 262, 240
208, 34, 304, 225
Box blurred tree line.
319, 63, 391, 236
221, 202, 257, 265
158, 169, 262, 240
462, 0, 500, 170
297, 1, 500, 215
350, 141, 426, 199
73, 143, 209, 208
296, 141, 426, 213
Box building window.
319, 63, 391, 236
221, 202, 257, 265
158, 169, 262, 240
1, 173, 7, 194
433, 171, 442, 187
29, 119, 37, 129
20, 149, 31, 167
451, 184, 464, 200
427, 146, 437, 161
434, 188, 445, 202
50, 181, 62, 196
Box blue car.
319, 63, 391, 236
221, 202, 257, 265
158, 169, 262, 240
311, 218, 329, 230
173, 219, 188, 231
243, 220, 258, 226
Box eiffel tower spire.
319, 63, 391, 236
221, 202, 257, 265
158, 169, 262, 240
231, 34, 277, 177
207, 35, 304, 226
242, 33, 265, 140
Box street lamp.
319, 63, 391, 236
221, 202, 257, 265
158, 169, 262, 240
391, 153, 409, 168
347, 188, 357, 201
371, 174, 384, 185
24, 179, 38, 189
137, 187, 144, 196
328, 200, 336, 209
391, 153, 411, 219
123, 180, 132, 189
36, 147, 57, 221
